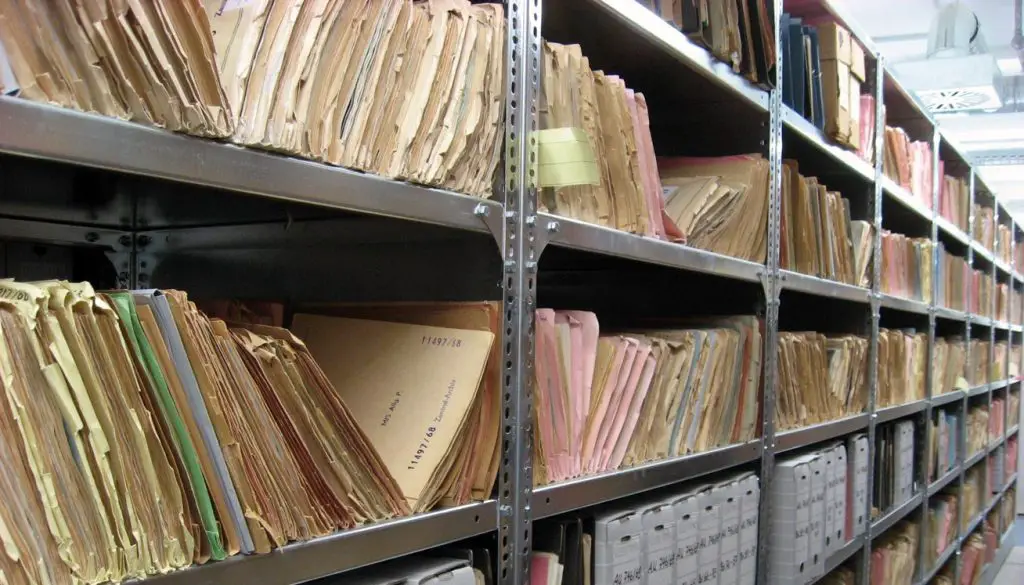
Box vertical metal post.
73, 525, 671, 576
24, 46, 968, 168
858, 52, 886, 585
754, 2, 782, 584
498, 0, 539, 583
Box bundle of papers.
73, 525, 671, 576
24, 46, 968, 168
993, 341, 1009, 380
937, 245, 969, 311
960, 532, 988, 585
780, 161, 872, 286
820, 567, 855, 585
532, 310, 762, 485
931, 337, 967, 396
928, 408, 958, 481
868, 521, 918, 585
968, 341, 991, 386
883, 126, 932, 208
966, 405, 989, 459
659, 155, 770, 262
973, 268, 994, 317
0, 0, 506, 197
0, 280, 494, 585
295, 301, 503, 504
876, 329, 926, 408
638, 0, 775, 84
926, 493, 957, 566
539, 41, 682, 240
998, 224, 1013, 264
880, 231, 934, 303
974, 205, 996, 251
290, 309, 495, 512
775, 332, 868, 431
960, 467, 985, 531
997, 283, 1011, 322
939, 172, 969, 232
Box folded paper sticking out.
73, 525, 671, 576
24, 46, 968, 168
536, 127, 600, 188
290, 314, 494, 511
775, 332, 868, 431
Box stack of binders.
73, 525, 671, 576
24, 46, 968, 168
779, 161, 874, 287
876, 329, 927, 408
872, 420, 915, 517
0, 280, 503, 585
769, 441, 859, 585
634, 1, 776, 85
775, 332, 869, 431
932, 337, 968, 396
0, 1, 507, 197
879, 231, 935, 303
532, 311, 762, 485
533, 471, 760, 585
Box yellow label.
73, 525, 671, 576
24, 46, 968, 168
535, 127, 600, 188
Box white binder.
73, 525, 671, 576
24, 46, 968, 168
712, 476, 743, 585
695, 485, 721, 585
847, 434, 869, 538
831, 444, 848, 551
641, 499, 676, 585
805, 454, 826, 582
594, 507, 643, 585
737, 474, 760, 585
769, 457, 811, 585
673, 489, 701, 585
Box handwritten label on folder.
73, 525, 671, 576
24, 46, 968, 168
535, 127, 600, 188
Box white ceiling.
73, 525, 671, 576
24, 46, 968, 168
838, 0, 1024, 212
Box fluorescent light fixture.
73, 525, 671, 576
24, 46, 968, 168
997, 57, 1023, 76
977, 165, 1024, 183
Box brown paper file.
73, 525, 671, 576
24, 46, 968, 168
290, 314, 493, 512
300, 301, 501, 502
0, 281, 116, 584
206, 0, 271, 121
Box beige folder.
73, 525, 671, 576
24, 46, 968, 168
290, 314, 493, 512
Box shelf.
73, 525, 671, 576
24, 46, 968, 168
870, 491, 923, 537
934, 215, 971, 247
988, 436, 1003, 454
775, 414, 870, 454
968, 384, 991, 398
995, 320, 1012, 331
576, 0, 770, 112
928, 465, 961, 497
542, 213, 766, 282
1008, 425, 1019, 438
972, 242, 996, 266
822, 535, 864, 576
916, 542, 958, 585
876, 399, 928, 424
878, 293, 930, 315
136, 501, 496, 585
932, 391, 965, 407
995, 258, 1014, 278
881, 175, 932, 224
935, 306, 968, 322
965, 449, 986, 470
970, 315, 995, 328
532, 440, 763, 520
780, 105, 874, 182
0, 98, 499, 234
779, 270, 871, 303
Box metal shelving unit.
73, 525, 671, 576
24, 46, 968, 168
0, 0, 1021, 584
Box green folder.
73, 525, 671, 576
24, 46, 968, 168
107, 292, 227, 561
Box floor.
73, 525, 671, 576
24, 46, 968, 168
994, 518, 1024, 585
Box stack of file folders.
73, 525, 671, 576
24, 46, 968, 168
968, 341, 991, 387
533, 310, 762, 485
1006, 436, 1018, 484
989, 450, 1004, 493
925, 492, 957, 567
780, 162, 873, 287
1013, 289, 1024, 324
0, 280, 503, 585
820, 567, 856, 585
960, 467, 986, 531
928, 408, 959, 483
993, 341, 1009, 380
996, 283, 1010, 322
333, 555, 490, 585
539, 40, 771, 262
883, 126, 933, 209
633, 0, 775, 85
775, 331, 868, 431
872, 421, 915, 518
989, 397, 1006, 442
974, 205, 996, 253
998, 224, 1013, 265
1017, 246, 1024, 274
1000, 487, 1016, 535
1011, 345, 1022, 378
970, 268, 994, 317
937, 245, 969, 311
938, 172, 970, 233
869, 521, 919, 585
0, 1, 507, 198
879, 231, 935, 303
535, 470, 760, 585
932, 337, 967, 396
966, 405, 990, 460
1009, 392, 1020, 427
876, 328, 927, 408
932, 566, 955, 585
960, 530, 992, 585
769, 440, 865, 585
